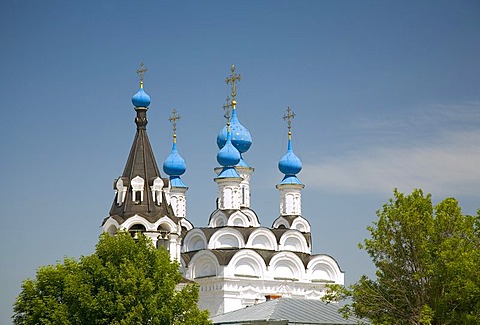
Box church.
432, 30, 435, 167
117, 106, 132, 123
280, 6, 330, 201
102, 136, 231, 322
101, 64, 345, 319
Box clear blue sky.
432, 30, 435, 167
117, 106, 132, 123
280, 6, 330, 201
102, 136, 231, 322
1, 1, 479, 323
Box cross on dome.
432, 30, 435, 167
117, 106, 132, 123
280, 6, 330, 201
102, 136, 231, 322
217, 65, 252, 160
283, 106, 296, 137
136, 62, 148, 87
169, 109, 181, 139
223, 96, 233, 124
225, 64, 241, 103
163, 109, 187, 181
278, 106, 302, 180
131, 63, 151, 108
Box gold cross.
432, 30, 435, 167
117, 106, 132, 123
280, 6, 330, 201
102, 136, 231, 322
223, 96, 233, 122
136, 63, 148, 84
225, 64, 241, 101
168, 109, 181, 135
283, 107, 296, 133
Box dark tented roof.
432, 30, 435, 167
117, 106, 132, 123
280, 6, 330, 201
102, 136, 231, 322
210, 298, 368, 324
107, 106, 177, 225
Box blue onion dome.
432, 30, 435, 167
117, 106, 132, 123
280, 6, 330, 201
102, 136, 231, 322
163, 138, 186, 176
278, 137, 302, 175
169, 175, 187, 188
217, 127, 241, 166
217, 109, 252, 153
132, 82, 151, 107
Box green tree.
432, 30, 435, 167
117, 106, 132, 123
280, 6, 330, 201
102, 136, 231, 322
324, 189, 480, 325
13, 231, 211, 325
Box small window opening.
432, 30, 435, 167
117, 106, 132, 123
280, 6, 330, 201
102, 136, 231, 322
135, 191, 141, 204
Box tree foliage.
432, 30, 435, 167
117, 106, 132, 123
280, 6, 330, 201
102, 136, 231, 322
13, 231, 211, 325
324, 189, 480, 325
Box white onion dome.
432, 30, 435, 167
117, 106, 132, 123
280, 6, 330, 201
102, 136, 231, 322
278, 137, 302, 175
217, 108, 252, 154
132, 83, 151, 107
163, 138, 186, 176
217, 127, 241, 167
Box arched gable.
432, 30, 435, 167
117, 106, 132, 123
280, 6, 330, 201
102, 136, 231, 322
208, 210, 228, 228
307, 255, 344, 284
227, 211, 250, 227
269, 251, 305, 281
188, 250, 220, 279
180, 218, 193, 231
182, 229, 208, 252
291, 217, 311, 233
272, 217, 290, 229
208, 228, 245, 249
279, 230, 310, 253
154, 216, 177, 233
225, 249, 267, 278
121, 215, 151, 231
242, 209, 260, 227
246, 228, 278, 250
102, 217, 120, 235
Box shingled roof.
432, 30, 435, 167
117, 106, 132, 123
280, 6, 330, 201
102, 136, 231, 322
107, 105, 177, 225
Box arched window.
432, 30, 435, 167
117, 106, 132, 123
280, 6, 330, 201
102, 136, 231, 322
131, 176, 145, 204
128, 224, 146, 238
115, 178, 127, 205
151, 177, 164, 205
157, 224, 170, 251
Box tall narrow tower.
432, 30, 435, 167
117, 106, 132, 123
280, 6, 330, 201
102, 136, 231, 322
163, 109, 192, 225
272, 107, 311, 235
102, 64, 186, 260
210, 65, 260, 227
214, 102, 243, 210
217, 65, 254, 208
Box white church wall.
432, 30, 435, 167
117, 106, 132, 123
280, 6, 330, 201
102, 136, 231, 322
196, 275, 334, 317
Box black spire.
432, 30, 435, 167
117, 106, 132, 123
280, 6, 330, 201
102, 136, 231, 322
107, 70, 177, 225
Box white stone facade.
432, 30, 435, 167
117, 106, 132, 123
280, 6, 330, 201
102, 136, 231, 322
182, 245, 344, 316
181, 164, 345, 317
